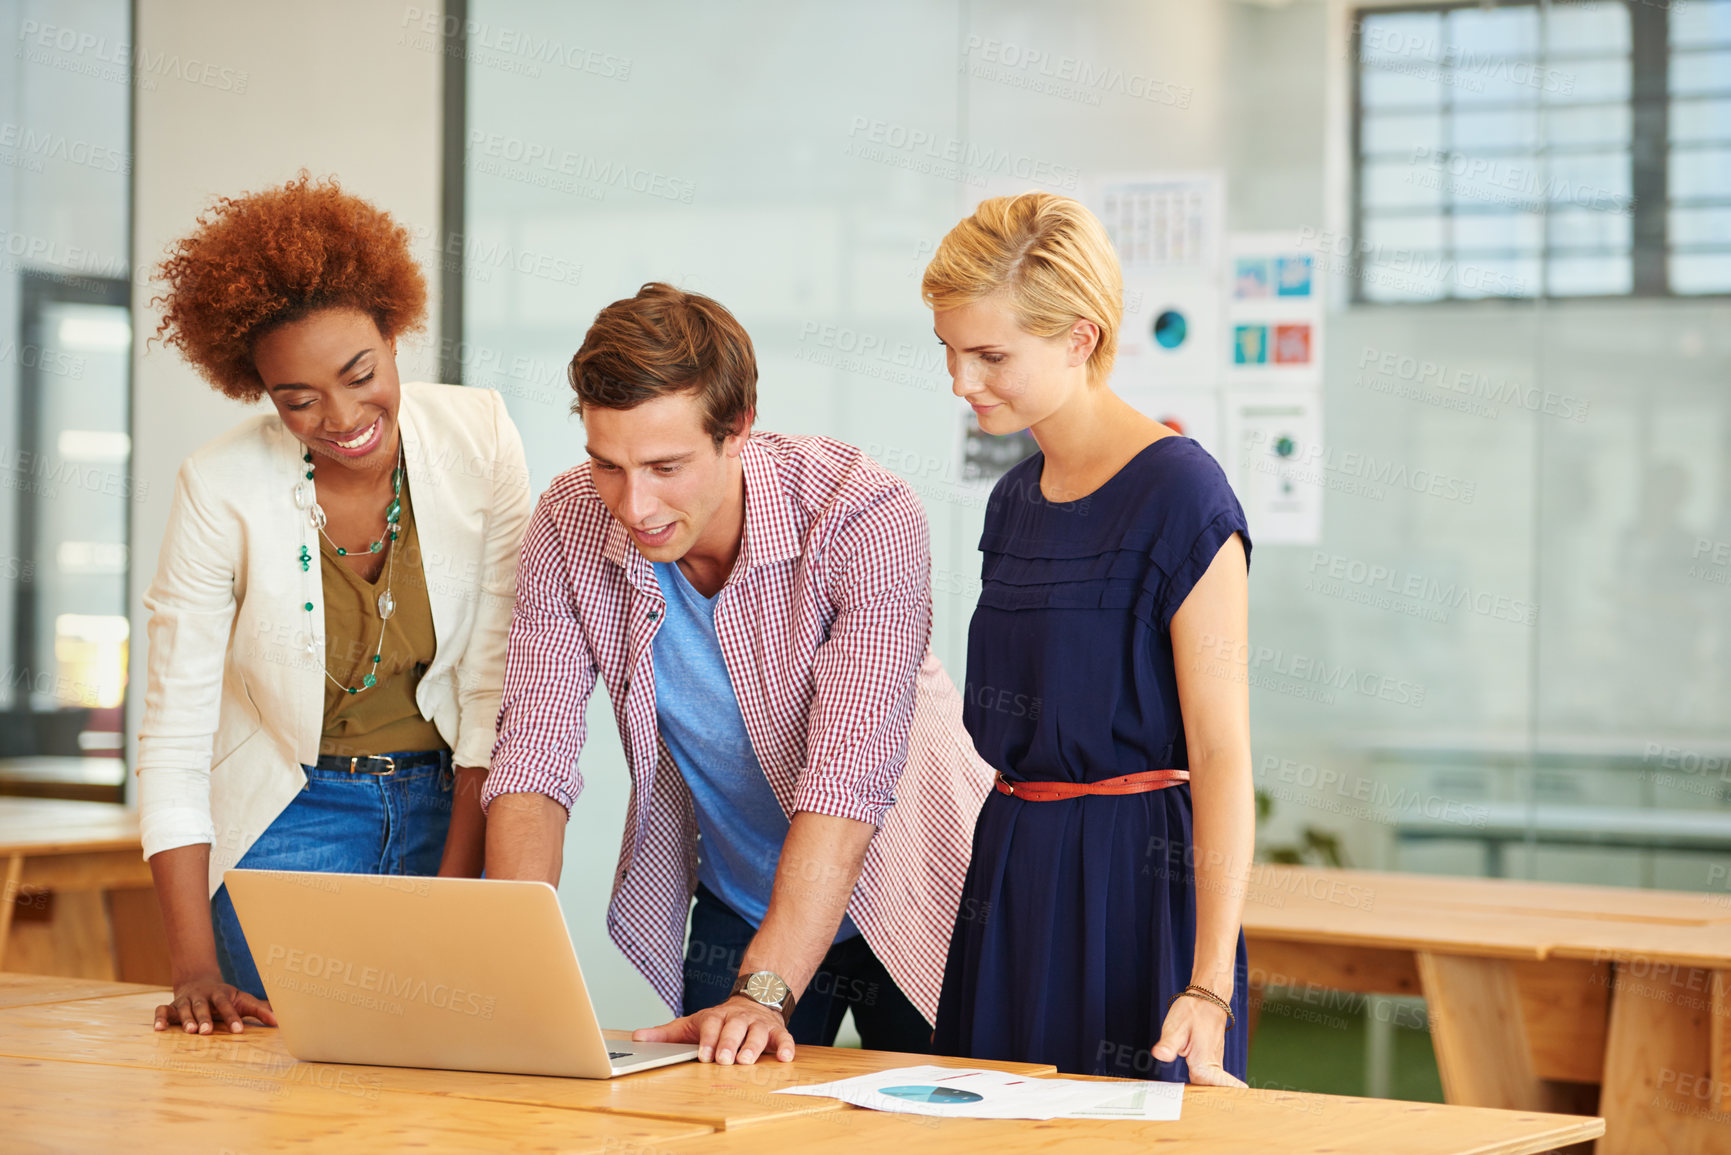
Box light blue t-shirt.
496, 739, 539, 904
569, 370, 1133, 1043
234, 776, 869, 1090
651, 561, 859, 942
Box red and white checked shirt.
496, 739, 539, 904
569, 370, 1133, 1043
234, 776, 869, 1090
483, 432, 993, 1024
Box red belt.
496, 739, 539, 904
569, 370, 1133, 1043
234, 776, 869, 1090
993, 769, 1190, 801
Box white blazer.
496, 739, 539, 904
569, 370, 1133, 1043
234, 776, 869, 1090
135, 382, 532, 896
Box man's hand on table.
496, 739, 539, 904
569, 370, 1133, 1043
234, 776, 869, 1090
154, 974, 276, 1035
632, 994, 795, 1065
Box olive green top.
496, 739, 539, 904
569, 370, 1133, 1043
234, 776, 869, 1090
319, 475, 448, 758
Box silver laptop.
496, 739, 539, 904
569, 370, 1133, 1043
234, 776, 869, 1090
224, 870, 698, 1078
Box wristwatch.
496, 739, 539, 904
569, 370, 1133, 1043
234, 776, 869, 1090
730, 970, 796, 1024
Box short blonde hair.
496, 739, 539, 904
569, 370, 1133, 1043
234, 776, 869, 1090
921, 192, 1123, 386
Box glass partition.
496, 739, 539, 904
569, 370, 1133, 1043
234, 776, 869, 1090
464, 0, 1731, 1096
0, 0, 133, 802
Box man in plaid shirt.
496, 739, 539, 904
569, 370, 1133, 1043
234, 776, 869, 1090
483, 283, 991, 1066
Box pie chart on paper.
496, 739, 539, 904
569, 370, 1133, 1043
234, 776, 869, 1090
878, 1085, 986, 1105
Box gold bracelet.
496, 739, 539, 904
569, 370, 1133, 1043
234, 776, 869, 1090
1167, 983, 1235, 1030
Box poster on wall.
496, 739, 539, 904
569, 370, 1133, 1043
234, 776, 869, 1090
1089, 172, 1226, 394
1093, 173, 1223, 273
1222, 390, 1323, 545
1117, 386, 1222, 460
959, 412, 1040, 485
1116, 274, 1221, 389
1223, 232, 1324, 388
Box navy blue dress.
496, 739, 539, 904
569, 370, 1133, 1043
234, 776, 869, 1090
933, 436, 1252, 1080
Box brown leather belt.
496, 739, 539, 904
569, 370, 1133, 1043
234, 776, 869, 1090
993, 769, 1190, 801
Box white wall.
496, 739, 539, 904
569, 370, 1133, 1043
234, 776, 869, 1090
1225, 0, 1731, 890
462, 0, 1239, 1026
123, 0, 1731, 1028
124, 1, 668, 1028
460, 0, 1731, 910
127, 0, 444, 766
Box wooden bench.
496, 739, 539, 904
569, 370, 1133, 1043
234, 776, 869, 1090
1243, 863, 1731, 1153
1393, 802, 1731, 877
0, 797, 170, 983
0, 754, 127, 803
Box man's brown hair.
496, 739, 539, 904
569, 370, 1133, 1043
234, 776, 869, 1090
568, 282, 757, 447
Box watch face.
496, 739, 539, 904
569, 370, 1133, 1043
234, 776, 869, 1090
744, 971, 788, 1006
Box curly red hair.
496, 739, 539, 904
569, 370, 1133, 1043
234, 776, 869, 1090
154, 172, 428, 401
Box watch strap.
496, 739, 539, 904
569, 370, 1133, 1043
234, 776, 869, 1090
730, 971, 796, 1024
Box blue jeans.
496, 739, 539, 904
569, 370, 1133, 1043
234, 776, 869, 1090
210, 750, 453, 1000
683, 883, 931, 1053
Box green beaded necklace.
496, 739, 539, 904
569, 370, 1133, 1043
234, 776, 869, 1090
297, 447, 404, 696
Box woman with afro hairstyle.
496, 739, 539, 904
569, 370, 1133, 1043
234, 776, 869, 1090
137, 173, 531, 1036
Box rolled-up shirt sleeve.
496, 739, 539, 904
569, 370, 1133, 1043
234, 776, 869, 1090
481, 494, 596, 814
792, 480, 932, 826
136, 458, 237, 859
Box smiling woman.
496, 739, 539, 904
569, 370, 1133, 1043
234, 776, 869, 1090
135, 173, 532, 1040
154, 172, 427, 402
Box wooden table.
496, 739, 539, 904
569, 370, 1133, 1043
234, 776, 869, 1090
0, 973, 1602, 1153
0, 755, 126, 803
1242, 864, 1731, 1154
0, 798, 170, 983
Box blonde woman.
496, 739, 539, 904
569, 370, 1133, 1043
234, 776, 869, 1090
924, 193, 1253, 1083
138, 174, 531, 1035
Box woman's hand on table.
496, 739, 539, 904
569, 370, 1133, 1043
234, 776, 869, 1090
154, 975, 276, 1035
1152, 991, 1246, 1087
